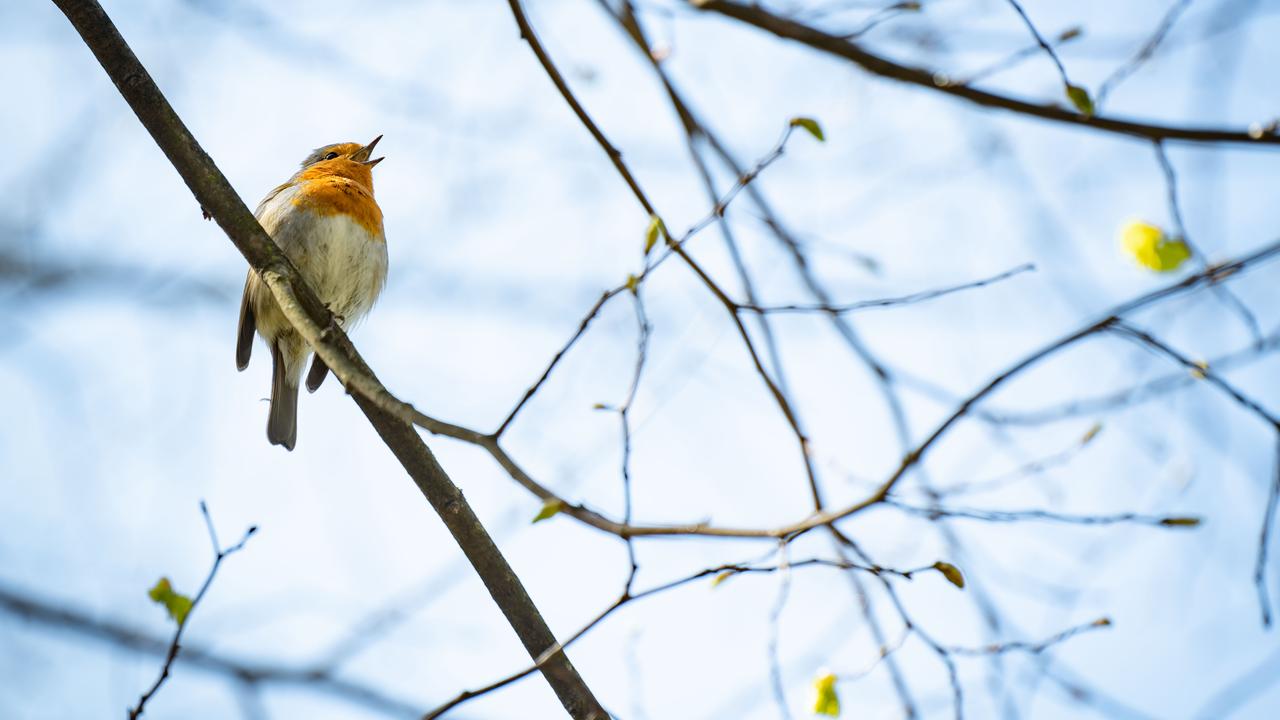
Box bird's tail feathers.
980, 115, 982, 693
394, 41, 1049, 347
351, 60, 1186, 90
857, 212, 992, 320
267, 343, 299, 451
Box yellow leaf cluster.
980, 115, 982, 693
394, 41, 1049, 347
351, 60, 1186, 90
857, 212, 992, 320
1121, 221, 1190, 272
811, 672, 840, 716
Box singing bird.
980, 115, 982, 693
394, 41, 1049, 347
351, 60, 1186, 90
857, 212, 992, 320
236, 136, 388, 450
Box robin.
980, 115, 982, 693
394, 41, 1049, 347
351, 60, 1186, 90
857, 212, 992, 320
235, 136, 388, 450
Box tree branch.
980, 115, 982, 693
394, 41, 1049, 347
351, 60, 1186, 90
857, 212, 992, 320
693, 0, 1280, 145
0, 581, 421, 718
49, 1, 606, 717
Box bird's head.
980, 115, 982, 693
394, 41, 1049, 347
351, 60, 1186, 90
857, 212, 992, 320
301, 135, 384, 168
295, 136, 385, 190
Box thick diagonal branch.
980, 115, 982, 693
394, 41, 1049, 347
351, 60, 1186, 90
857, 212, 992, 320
49, 1, 605, 717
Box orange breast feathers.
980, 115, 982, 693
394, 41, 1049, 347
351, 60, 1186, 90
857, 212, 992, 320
288, 159, 384, 237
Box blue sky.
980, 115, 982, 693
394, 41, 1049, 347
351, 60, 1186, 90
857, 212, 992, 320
3, 0, 1280, 718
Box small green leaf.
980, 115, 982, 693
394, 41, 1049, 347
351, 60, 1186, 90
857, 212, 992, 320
643, 215, 664, 255
1155, 238, 1192, 272
532, 498, 564, 524
625, 273, 640, 294
710, 570, 736, 588
789, 117, 825, 142
1065, 85, 1094, 116
811, 672, 840, 716
147, 577, 193, 626
933, 561, 966, 589
1159, 516, 1202, 528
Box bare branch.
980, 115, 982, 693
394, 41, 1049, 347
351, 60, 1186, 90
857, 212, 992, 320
692, 0, 1280, 145
129, 503, 256, 719
1001, 0, 1074, 88
739, 263, 1035, 315
1096, 0, 1194, 107
1257, 442, 1280, 627
1151, 141, 1262, 342
0, 581, 420, 717
886, 500, 1202, 529
957, 25, 1083, 86
945, 618, 1111, 656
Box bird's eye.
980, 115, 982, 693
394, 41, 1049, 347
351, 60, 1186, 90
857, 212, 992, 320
323, 152, 339, 160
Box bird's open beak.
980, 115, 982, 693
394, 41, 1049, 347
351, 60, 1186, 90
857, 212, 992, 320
351, 135, 384, 167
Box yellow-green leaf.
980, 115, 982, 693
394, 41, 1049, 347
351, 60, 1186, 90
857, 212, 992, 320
147, 577, 193, 626
643, 215, 664, 255
1159, 516, 1202, 527
811, 672, 840, 716
1093, 616, 1113, 627
710, 570, 736, 588
1066, 84, 1094, 116
1080, 422, 1103, 445
933, 561, 966, 589
789, 117, 825, 142
625, 273, 640, 294
532, 498, 564, 524
1121, 221, 1191, 272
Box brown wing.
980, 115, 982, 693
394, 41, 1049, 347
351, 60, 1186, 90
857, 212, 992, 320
236, 273, 256, 371
237, 180, 295, 370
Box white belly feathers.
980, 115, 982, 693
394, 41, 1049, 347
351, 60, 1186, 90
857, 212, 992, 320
257, 183, 388, 328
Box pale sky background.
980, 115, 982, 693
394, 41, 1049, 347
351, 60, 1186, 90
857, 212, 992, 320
3, 0, 1280, 718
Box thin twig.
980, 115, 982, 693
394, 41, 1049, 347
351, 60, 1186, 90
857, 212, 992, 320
739, 263, 1035, 314
959, 328, 1280, 426
1255, 441, 1280, 627
935, 424, 1102, 498
839, 1, 921, 39
422, 554, 905, 718
496, 288, 623, 436
1152, 141, 1262, 343
957, 26, 1083, 86
886, 499, 1202, 528
0, 581, 422, 717
1002, 0, 1073, 87
1096, 0, 1194, 107
767, 542, 795, 720
128, 502, 256, 719
945, 618, 1111, 656
1110, 323, 1279, 429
